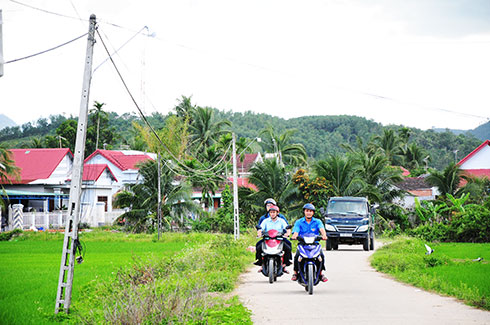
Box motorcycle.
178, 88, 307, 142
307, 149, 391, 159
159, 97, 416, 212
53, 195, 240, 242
295, 234, 324, 295
259, 229, 287, 283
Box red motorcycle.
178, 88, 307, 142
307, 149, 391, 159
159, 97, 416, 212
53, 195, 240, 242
259, 229, 287, 283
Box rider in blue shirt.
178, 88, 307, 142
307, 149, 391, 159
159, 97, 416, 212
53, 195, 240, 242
291, 203, 328, 282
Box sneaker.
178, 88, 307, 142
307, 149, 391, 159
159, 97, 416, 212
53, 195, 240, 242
253, 260, 261, 266
291, 273, 298, 281
320, 274, 328, 282
282, 266, 289, 274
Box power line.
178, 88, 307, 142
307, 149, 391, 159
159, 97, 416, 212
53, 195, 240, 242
5, 33, 87, 64
95, 28, 233, 176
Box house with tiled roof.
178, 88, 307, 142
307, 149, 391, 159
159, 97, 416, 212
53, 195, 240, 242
1, 148, 74, 212
84, 149, 155, 191
457, 139, 490, 182
394, 175, 438, 208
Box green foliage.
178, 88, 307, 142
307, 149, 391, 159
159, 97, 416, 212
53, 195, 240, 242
193, 186, 234, 233
408, 204, 490, 243
0, 228, 22, 241
292, 168, 333, 208
73, 233, 255, 323
371, 237, 490, 310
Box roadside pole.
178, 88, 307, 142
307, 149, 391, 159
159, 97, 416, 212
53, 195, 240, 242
55, 14, 96, 314
157, 152, 161, 240
232, 133, 240, 240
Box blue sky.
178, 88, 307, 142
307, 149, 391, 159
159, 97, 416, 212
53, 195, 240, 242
1, 0, 489, 130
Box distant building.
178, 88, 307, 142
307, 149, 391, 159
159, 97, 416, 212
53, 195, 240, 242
457, 139, 490, 183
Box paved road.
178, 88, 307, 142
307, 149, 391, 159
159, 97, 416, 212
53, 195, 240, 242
235, 243, 490, 325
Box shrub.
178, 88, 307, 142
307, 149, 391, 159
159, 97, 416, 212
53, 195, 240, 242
449, 205, 490, 243
0, 228, 22, 241
408, 223, 450, 242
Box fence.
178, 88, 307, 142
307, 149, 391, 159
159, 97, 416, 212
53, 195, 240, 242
1, 207, 126, 231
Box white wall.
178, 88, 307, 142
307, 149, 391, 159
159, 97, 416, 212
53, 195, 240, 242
460, 144, 490, 169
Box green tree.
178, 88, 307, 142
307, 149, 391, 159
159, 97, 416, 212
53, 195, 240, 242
247, 159, 301, 217
426, 162, 463, 198
114, 159, 197, 232
260, 125, 307, 167
314, 154, 361, 197
189, 107, 231, 155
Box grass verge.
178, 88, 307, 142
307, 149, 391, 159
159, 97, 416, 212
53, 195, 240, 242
371, 237, 490, 310
0, 230, 255, 324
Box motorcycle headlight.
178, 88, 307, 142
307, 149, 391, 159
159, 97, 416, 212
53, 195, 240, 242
357, 225, 368, 232
325, 224, 336, 232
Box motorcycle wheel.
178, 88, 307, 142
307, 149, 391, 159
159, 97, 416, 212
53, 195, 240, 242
268, 259, 274, 284
307, 264, 314, 295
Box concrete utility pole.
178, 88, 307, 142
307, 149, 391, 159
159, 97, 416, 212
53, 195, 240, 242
232, 133, 240, 240
0, 10, 4, 77
55, 14, 96, 314
157, 152, 162, 240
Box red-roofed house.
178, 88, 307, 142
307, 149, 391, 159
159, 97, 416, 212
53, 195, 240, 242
237, 153, 263, 177
79, 164, 119, 226
1, 148, 74, 212
457, 139, 490, 182
84, 149, 155, 190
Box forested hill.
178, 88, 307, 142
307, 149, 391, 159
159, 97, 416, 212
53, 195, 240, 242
0, 108, 484, 170
214, 110, 482, 169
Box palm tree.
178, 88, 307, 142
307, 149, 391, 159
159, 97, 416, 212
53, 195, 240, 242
188, 107, 231, 155
90, 101, 107, 150
352, 151, 404, 203
426, 162, 463, 197
0, 145, 19, 184
174, 95, 196, 123
247, 159, 301, 215
403, 142, 429, 170
114, 159, 197, 231
260, 125, 307, 167
371, 129, 404, 165
314, 154, 361, 197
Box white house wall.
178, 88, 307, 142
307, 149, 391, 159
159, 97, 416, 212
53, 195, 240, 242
460, 145, 490, 169
30, 154, 72, 185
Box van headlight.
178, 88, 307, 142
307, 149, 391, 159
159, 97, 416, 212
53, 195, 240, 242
357, 225, 368, 232
325, 224, 336, 232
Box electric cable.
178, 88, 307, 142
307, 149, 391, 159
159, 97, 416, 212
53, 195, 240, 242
5, 33, 88, 64
96, 28, 234, 176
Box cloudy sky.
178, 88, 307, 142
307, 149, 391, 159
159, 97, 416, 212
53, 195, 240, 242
1, 0, 490, 130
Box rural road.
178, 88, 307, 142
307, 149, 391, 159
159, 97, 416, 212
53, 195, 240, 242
235, 242, 490, 324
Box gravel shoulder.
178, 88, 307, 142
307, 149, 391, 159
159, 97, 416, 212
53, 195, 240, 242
235, 242, 490, 325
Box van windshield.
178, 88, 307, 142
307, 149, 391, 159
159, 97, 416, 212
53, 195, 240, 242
327, 200, 367, 216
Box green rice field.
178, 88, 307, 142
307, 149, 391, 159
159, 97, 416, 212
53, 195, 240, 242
371, 238, 490, 310
0, 230, 196, 324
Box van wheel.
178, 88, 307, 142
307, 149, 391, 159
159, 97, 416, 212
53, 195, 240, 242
363, 237, 369, 251
333, 240, 339, 250
369, 232, 375, 250
326, 238, 332, 251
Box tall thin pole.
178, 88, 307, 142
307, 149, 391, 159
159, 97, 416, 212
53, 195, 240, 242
55, 14, 96, 314
157, 152, 161, 240
232, 133, 239, 240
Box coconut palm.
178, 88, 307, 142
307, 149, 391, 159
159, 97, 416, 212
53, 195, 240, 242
352, 151, 404, 203
90, 101, 107, 150
259, 125, 307, 167
371, 129, 404, 165
114, 159, 197, 232
188, 107, 231, 155
247, 159, 301, 215
314, 154, 362, 197
426, 162, 463, 197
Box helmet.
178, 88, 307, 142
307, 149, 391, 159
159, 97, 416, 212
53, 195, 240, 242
302, 203, 316, 211
264, 198, 277, 205
268, 205, 279, 212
